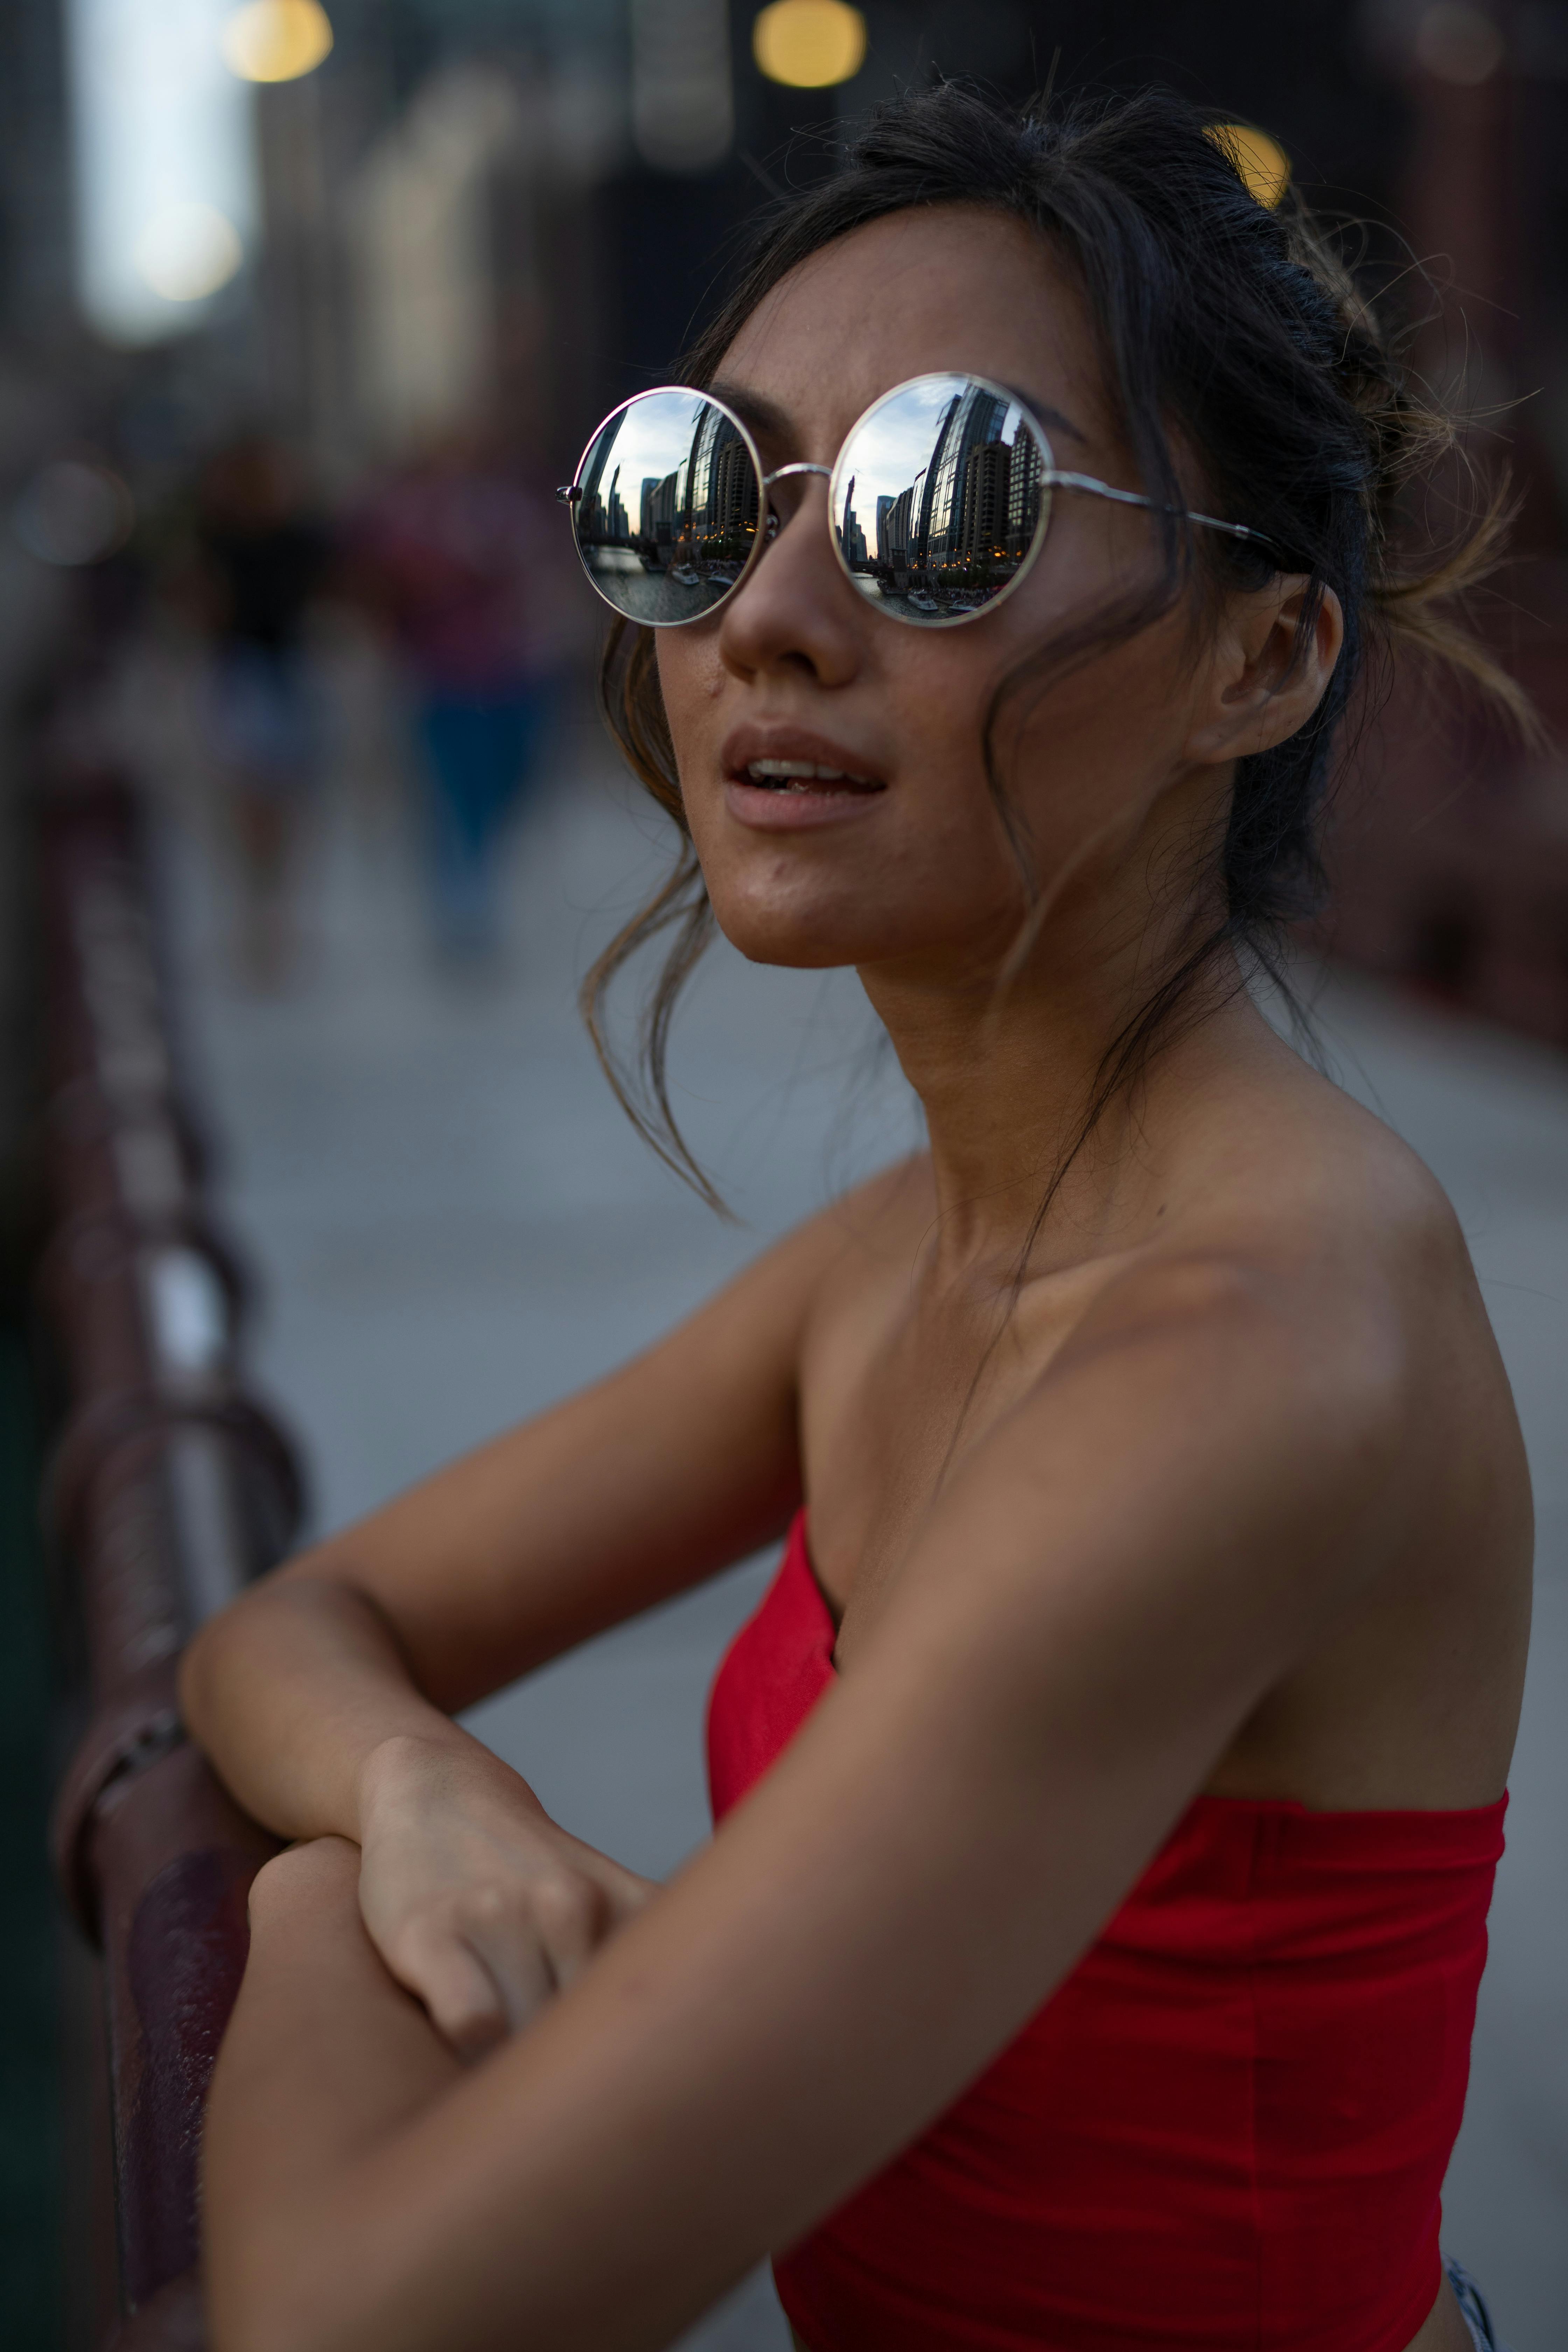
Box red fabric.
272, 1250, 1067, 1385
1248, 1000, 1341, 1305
706, 1513, 1505, 2352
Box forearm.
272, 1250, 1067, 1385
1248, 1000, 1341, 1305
180, 1574, 496, 1842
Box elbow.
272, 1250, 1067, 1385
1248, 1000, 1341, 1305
178, 1566, 320, 1749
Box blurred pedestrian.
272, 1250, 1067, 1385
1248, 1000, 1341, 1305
349, 433, 570, 964
195, 436, 330, 985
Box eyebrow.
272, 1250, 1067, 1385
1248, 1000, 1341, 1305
705, 376, 1089, 450
1031, 400, 1087, 446
705, 378, 794, 444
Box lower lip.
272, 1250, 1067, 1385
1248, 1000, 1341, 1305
724, 777, 887, 832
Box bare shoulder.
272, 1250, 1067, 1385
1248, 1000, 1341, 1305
1156, 1048, 1492, 1348
1041, 1046, 1529, 1606
1104, 1052, 1533, 1806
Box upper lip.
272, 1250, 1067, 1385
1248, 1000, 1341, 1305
720, 721, 887, 789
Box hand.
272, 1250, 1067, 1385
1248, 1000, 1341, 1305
354, 1733, 657, 2058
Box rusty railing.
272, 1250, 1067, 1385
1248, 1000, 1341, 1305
38, 764, 303, 2347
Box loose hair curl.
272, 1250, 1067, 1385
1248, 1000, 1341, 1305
584, 82, 1530, 1209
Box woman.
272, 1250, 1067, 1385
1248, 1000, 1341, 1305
185, 86, 1532, 2352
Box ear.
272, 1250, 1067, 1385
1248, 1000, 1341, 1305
1184, 576, 1344, 766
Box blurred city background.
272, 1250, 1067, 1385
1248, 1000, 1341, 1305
1, 2, 1566, 2346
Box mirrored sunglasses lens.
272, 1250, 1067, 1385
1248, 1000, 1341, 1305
573, 391, 761, 624
832, 376, 1049, 625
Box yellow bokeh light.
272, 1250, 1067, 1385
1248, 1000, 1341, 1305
222, 0, 334, 85
1207, 122, 1290, 209
753, 0, 867, 90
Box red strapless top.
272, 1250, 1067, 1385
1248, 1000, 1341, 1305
706, 1513, 1505, 2352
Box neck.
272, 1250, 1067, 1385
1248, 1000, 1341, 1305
858, 907, 1259, 1280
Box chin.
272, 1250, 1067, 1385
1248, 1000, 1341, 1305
703, 877, 886, 972
713, 905, 863, 971
708, 864, 1013, 974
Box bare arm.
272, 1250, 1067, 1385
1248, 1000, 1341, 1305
178, 1204, 859, 2047
180, 1212, 841, 1820
204, 1255, 1422, 2352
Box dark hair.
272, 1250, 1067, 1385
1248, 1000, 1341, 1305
585, 81, 1529, 1210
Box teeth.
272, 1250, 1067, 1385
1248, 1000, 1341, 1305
746, 758, 868, 785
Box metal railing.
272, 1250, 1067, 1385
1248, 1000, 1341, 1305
37, 761, 304, 2347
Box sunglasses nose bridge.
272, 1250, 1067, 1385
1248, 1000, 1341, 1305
761, 462, 834, 491
750, 459, 836, 561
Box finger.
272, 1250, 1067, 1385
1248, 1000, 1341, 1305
596, 1860, 660, 1925
550, 1834, 659, 1926
528, 1872, 607, 1992
460, 1885, 561, 2023
383, 1917, 512, 2060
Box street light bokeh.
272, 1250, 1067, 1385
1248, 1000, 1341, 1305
753, 0, 867, 90
222, 0, 334, 85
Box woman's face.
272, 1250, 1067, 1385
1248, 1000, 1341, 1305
656, 206, 1258, 984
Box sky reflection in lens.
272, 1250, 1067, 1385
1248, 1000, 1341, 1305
581, 390, 711, 511
839, 375, 966, 504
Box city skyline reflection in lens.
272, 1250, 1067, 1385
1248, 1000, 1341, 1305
572, 390, 763, 625
830, 374, 1050, 626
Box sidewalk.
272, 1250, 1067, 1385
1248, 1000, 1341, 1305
167, 726, 1567, 2349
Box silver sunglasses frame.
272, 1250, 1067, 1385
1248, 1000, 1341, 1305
560, 376, 1273, 631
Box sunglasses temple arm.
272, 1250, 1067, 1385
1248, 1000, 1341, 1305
757, 458, 1265, 544
1044, 469, 1272, 550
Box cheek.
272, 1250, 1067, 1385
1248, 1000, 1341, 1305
654, 630, 724, 762
987, 616, 1195, 835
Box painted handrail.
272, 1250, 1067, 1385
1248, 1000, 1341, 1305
38, 764, 303, 2347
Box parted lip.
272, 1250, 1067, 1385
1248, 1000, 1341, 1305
720, 721, 887, 789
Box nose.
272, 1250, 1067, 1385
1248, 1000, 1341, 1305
717, 474, 867, 690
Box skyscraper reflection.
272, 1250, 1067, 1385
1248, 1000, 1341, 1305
832, 379, 1046, 618
574, 391, 762, 622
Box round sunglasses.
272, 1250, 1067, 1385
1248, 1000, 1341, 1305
559, 372, 1273, 632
